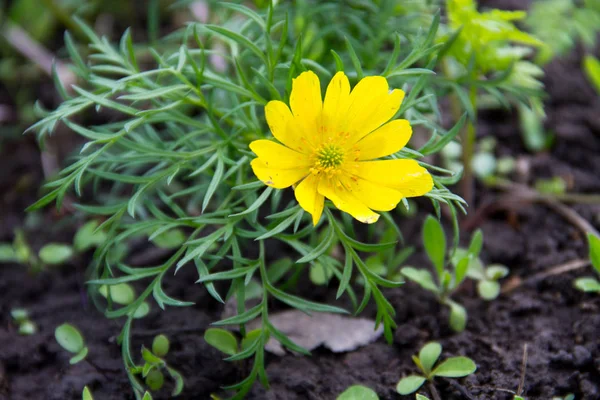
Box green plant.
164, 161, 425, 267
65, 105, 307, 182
401, 216, 485, 331
584, 54, 600, 94
82, 386, 93, 400
574, 233, 600, 293
526, 0, 600, 64
451, 246, 509, 301
29, 2, 470, 398
396, 341, 476, 399
55, 323, 89, 364
11, 308, 37, 335
129, 334, 184, 396
336, 385, 379, 400
437, 0, 544, 202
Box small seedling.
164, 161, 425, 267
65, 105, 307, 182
396, 342, 476, 399
336, 384, 379, 400
74, 220, 108, 252
204, 328, 262, 356
97, 282, 150, 319
574, 233, 600, 293
11, 308, 37, 335
0, 229, 75, 271
55, 323, 88, 364
402, 217, 486, 331
130, 335, 184, 396
451, 248, 509, 301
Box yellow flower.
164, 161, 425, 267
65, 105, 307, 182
250, 71, 433, 225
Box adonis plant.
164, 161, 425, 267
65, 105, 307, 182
29, 1, 471, 398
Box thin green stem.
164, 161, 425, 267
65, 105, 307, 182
461, 82, 478, 206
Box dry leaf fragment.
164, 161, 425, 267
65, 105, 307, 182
248, 310, 383, 356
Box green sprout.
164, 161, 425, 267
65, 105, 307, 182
584, 54, 600, 94
451, 247, 509, 301
402, 216, 487, 331
129, 335, 184, 396
574, 233, 600, 293
336, 385, 379, 400
0, 228, 76, 271
396, 342, 476, 399
11, 308, 37, 335
55, 323, 89, 364
82, 386, 93, 400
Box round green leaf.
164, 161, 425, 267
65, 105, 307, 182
11, 308, 29, 322
152, 334, 170, 357
152, 229, 186, 249
336, 385, 380, 400
472, 152, 497, 179
69, 346, 89, 364
241, 329, 262, 351
74, 220, 107, 252
99, 283, 136, 305
486, 264, 509, 280
309, 262, 332, 285
145, 369, 165, 391
448, 301, 467, 332
55, 323, 85, 353
432, 356, 477, 378
396, 375, 426, 395
39, 244, 73, 265
0, 243, 17, 262
18, 320, 37, 336
133, 302, 151, 319
574, 277, 600, 293
204, 328, 238, 356
419, 342, 442, 375
477, 280, 500, 300
416, 395, 430, 400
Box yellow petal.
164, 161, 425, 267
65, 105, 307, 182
251, 159, 309, 189
321, 71, 351, 136
340, 175, 403, 211
249, 140, 311, 169
294, 174, 325, 225
289, 71, 322, 145
343, 76, 405, 144
318, 178, 379, 224
347, 159, 433, 197
264, 100, 307, 152
355, 119, 412, 160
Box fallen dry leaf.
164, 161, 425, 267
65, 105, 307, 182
247, 310, 383, 355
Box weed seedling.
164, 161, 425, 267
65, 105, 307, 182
451, 247, 509, 301
11, 308, 37, 335
55, 323, 89, 364
574, 233, 600, 293
129, 334, 184, 396
336, 385, 379, 400
396, 342, 476, 400
402, 216, 486, 331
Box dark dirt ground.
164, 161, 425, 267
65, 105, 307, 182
2, 2, 600, 400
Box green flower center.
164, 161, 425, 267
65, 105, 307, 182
316, 144, 344, 169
